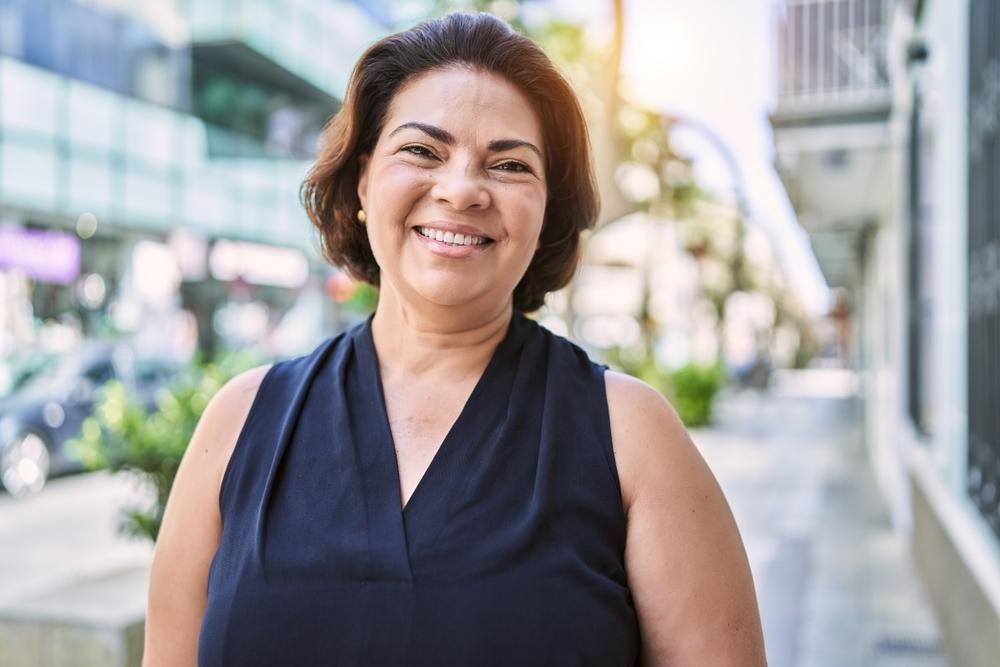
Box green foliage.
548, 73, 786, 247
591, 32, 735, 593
664, 363, 724, 428
604, 347, 724, 427
69, 349, 261, 542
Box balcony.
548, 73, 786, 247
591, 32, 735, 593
773, 0, 893, 125
187, 0, 388, 103
770, 0, 896, 288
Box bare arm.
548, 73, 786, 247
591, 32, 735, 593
606, 371, 766, 666
142, 364, 272, 667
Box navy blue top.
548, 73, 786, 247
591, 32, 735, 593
198, 311, 639, 666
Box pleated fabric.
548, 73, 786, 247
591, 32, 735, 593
198, 311, 639, 666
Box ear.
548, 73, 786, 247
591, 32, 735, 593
357, 154, 370, 211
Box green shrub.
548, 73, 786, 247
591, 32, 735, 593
664, 363, 724, 427
69, 349, 260, 543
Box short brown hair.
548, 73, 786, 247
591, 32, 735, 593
300, 12, 598, 313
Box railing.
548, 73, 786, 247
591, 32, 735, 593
776, 0, 893, 114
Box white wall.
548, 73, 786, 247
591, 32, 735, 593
918, 0, 971, 496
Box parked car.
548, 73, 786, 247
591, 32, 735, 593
0, 342, 179, 496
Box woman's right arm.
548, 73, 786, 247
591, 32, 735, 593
142, 364, 273, 667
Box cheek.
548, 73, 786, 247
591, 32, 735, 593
371, 164, 430, 215
506, 187, 546, 241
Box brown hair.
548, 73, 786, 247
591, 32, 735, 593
300, 12, 598, 312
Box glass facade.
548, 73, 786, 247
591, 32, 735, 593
0, 0, 191, 109
1, 55, 314, 247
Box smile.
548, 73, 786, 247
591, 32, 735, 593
415, 226, 492, 246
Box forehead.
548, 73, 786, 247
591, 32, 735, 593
381, 67, 544, 147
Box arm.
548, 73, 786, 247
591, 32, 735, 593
605, 371, 766, 666
142, 364, 272, 667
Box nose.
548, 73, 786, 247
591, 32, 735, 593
430, 161, 491, 211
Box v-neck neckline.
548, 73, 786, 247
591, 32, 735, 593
360, 312, 520, 520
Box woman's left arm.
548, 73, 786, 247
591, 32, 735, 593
605, 371, 767, 667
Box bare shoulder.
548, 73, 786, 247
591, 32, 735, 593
603, 370, 691, 511
603, 370, 766, 666
199, 363, 274, 478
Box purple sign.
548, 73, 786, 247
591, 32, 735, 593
0, 226, 81, 285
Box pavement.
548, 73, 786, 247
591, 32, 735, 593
0, 471, 153, 609
691, 369, 948, 667
0, 369, 948, 666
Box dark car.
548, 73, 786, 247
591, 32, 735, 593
0, 342, 179, 496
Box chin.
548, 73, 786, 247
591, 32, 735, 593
390, 259, 517, 309
413, 278, 492, 308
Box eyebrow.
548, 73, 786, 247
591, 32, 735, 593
389, 121, 454, 144
388, 122, 543, 160
487, 138, 543, 160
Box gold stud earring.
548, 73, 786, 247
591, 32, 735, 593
357, 209, 367, 223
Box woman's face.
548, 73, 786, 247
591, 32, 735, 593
357, 67, 547, 312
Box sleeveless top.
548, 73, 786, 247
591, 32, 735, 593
198, 311, 640, 666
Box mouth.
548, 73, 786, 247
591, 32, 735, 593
414, 226, 495, 247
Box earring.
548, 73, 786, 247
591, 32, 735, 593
357, 209, 367, 223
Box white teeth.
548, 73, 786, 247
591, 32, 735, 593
417, 227, 487, 246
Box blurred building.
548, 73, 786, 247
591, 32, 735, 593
0, 0, 390, 372
772, 0, 999, 663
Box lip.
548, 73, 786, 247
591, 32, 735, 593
413, 222, 495, 242
412, 227, 493, 258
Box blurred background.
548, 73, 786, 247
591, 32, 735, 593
0, 0, 995, 665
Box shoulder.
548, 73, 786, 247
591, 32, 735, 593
214, 363, 274, 406
603, 370, 693, 512
603, 368, 729, 532
196, 363, 274, 486
207, 363, 273, 456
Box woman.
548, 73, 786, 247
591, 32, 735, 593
145, 12, 766, 667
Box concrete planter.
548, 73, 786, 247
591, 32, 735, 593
0, 566, 147, 667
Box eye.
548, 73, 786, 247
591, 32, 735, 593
401, 144, 437, 159
493, 160, 532, 174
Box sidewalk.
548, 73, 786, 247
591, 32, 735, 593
0, 471, 153, 607
691, 369, 947, 667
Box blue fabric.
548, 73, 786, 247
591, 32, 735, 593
198, 311, 639, 666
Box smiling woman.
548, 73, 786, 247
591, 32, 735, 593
143, 12, 765, 667
299, 13, 597, 315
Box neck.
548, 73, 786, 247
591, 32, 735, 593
369, 287, 513, 379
